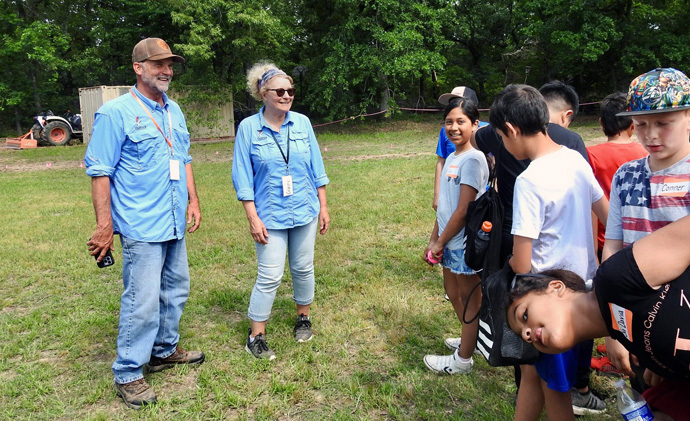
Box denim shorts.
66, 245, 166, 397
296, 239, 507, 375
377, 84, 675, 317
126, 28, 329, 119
441, 247, 477, 275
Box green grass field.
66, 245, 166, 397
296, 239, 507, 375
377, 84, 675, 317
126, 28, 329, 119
0, 116, 621, 419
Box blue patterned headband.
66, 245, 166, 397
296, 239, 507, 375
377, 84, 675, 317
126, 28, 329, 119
258, 68, 287, 91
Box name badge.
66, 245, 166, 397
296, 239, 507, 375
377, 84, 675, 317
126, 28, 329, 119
659, 177, 690, 197
282, 175, 293, 196
170, 159, 180, 180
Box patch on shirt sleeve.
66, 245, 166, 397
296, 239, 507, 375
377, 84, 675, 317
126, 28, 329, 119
609, 303, 633, 342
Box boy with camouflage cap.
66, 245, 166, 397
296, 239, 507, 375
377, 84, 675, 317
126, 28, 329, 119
602, 67, 690, 392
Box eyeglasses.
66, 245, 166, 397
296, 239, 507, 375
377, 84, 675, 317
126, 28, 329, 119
267, 88, 295, 97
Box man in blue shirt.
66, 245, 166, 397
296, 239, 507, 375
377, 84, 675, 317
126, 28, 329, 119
85, 38, 204, 410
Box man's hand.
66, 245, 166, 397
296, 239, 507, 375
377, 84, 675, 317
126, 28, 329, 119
87, 227, 114, 262
187, 200, 201, 233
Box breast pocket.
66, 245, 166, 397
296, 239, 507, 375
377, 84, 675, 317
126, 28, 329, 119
251, 136, 278, 163
125, 129, 166, 171
291, 131, 311, 156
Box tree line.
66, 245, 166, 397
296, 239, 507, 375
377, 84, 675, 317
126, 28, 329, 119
2, 0, 689, 134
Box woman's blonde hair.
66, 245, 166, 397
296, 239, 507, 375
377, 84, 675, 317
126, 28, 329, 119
246, 61, 293, 101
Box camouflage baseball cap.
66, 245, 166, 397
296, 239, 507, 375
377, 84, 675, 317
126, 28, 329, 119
618, 67, 690, 116
132, 38, 185, 64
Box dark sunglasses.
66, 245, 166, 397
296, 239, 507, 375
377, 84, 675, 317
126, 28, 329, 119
267, 88, 295, 97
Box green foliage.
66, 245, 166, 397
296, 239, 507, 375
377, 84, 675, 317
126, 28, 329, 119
2, 0, 690, 131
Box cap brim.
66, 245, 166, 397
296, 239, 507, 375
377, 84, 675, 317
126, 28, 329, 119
438, 93, 460, 105
617, 104, 690, 116
144, 53, 185, 63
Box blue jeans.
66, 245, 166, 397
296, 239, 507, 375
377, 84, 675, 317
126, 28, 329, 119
248, 217, 318, 322
112, 235, 190, 384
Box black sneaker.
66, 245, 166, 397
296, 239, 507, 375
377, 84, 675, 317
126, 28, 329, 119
571, 388, 606, 415
245, 329, 276, 360
294, 314, 313, 342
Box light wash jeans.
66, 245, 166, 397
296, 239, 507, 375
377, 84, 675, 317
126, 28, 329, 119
112, 235, 190, 384
248, 217, 318, 321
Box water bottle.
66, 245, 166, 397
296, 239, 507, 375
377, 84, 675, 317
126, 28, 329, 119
474, 221, 492, 258
615, 379, 654, 421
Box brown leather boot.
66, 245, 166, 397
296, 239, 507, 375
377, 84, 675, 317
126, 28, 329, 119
146, 346, 205, 373
114, 378, 157, 409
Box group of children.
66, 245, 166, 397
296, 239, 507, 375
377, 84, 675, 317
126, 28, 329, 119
423, 67, 690, 419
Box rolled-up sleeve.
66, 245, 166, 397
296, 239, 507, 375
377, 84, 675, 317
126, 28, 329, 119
84, 111, 123, 177
306, 122, 329, 188
231, 121, 256, 201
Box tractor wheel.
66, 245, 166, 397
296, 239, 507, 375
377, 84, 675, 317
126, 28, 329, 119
32, 124, 48, 146
42, 121, 72, 146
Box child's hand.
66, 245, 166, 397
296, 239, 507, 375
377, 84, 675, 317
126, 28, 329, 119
430, 243, 444, 262
423, 246, 433, 265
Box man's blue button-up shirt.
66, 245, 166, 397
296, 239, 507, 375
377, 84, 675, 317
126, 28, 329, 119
232, 108, 329, 229
84, 85, 192, 242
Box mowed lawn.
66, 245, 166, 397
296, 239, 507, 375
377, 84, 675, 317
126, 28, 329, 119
0, 115, 620, 420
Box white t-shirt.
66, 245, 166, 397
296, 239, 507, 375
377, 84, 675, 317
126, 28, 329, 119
512, 147, 604, 280
437, 148, 489, 250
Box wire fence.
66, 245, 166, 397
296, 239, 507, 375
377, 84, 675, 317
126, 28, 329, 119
312, 101, 602, 128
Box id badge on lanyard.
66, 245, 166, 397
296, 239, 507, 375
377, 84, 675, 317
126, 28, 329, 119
131, 90, 179, 180
270, 128, 293, 196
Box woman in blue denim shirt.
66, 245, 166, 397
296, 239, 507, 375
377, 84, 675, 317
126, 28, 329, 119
232, 62, 330, 360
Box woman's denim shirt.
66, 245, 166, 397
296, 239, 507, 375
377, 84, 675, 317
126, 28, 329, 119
232, 108, 329, 229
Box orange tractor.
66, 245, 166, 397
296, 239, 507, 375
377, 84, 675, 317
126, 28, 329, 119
6, 111, 83, 149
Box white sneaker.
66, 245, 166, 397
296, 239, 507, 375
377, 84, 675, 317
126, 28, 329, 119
423, 351, 473, 374
444, 337, 482, 355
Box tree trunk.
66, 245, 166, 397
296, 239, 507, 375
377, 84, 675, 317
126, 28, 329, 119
14, 106, 23, 135
30, 67, 41, 113
379, 74, 389, 114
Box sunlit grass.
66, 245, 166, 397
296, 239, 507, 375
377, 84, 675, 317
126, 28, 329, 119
0, 117, 618, 419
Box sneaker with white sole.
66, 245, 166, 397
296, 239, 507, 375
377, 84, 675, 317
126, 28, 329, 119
245, 329, 276, 360
571, 388, 606, 415
294, 314, 313, 342
444, 337, 482, 355
423, 351, 473, 374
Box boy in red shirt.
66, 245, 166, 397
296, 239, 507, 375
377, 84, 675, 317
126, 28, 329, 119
587, 92, 647, 258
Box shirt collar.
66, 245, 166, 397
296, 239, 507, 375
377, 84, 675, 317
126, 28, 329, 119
258, 106, 294, 132
132, 85, 169, 110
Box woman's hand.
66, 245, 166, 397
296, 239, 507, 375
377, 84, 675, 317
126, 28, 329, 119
318, 207, 330, 235
249, 216, 269, 244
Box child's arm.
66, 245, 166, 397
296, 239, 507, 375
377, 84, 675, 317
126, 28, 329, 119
432, 156, 445, 211
425, 220, 440, 262
429, 184, 478, 257
510, 235, 533, 274
592, 196, 608, 230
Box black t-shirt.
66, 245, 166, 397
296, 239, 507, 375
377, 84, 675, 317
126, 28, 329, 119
594, 246, 690, 381
474, 123, 589, 234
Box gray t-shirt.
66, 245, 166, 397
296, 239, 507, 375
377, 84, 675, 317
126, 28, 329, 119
437, 148, 489, 250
